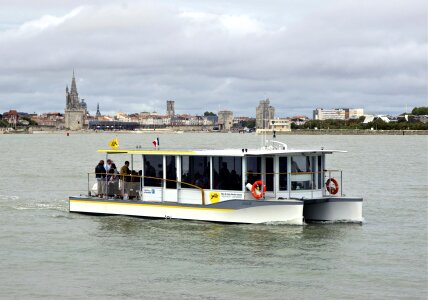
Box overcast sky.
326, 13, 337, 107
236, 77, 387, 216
0, 0, 427, 117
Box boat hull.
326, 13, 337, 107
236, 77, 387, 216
69, 197, 304, 224
303, 197, 363, 222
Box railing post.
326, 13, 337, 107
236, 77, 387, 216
88, 173, 90, 196
311, 172, 314, 199
105, 175, 108, 199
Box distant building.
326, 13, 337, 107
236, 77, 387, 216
313, 108, 364, 120
166, 100, 175, 117
88, 120, 140, 131
269, 118, 291, 132
346, 108, 364, 119
205, 115, 218, 126
64, 70, 86, 130
289, 115, 309, 126
256, 99, 275, 129
96, 103, 102, 118
3, 110, 18, 126
217, 110, 233, 131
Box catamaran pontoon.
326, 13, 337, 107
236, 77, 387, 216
69, 141, 363, 224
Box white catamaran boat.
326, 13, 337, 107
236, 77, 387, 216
69, 141, 363, 224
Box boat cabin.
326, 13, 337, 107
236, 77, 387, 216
93, 143, 343, 206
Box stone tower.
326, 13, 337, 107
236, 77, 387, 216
166, 100, 175, 117
64, 70, 85, 130
256, 98, 275, 129
217, 110, 233, 131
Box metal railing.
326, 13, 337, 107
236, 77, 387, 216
89, 173, 206, 205
246, 170, 343, 197
324, 169, 343, 197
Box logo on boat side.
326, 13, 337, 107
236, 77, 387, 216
209, 192, 220, 204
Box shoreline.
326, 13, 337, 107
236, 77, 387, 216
1, 128, 427, 135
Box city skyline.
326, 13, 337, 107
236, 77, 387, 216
1, 0, 426, 116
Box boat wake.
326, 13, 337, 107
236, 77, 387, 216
308, 218, 365, 224
263, 219, 307, 226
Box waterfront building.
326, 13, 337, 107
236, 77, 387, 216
2, 110, 19, 127
65, 71, 86, 130
256, 99, 275, 129
347, 108, 365, 119
256, 118, 291, 134
313, 108, 364, 120
166, 100, 175, 117
88, 120, 140, 131
269, 118, 291, 132
218, 110, 233, 131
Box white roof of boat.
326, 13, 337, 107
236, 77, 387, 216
98, 148, 346, 156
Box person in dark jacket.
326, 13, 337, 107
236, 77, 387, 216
95, 160, 106, 178
95, 160, 106, 197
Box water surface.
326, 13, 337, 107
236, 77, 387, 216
0, 133, 427, 299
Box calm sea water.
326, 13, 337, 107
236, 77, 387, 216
0, 133, 427, 299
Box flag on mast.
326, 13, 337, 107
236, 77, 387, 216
152, 137, 160, 149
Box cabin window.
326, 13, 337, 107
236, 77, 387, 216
291, 156, 314, 190
279, 157, 288, 190
317, 156, 322, 189
265, 157, 274, 191
213, 156, 242, 190
166, 156, 177, 189
181, 156, 210, 189
246, 156, 261, 185
143, 155, 163, 187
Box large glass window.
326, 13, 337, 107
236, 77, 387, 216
181, 156, 210, 189
279, 157, 288, 191
265, 157, 274, 191
144, 155, 163, 187
246, 157, 261, 184
166, 156, 176, 189
317, 156, 322, 189
291, 156, 314, 190
213, 156, 242, 190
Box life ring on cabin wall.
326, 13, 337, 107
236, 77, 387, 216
251, 180, 266, 199
326, 178, 339, 195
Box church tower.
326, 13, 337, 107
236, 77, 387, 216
96, 103, 101, 117
64, 70, 85, 130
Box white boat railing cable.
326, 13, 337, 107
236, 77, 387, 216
90, 173, 206, 205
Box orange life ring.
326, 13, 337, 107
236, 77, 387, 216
326, 178, 339, 195
251, 180, 266, 199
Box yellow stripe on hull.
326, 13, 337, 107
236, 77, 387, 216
69, 199, 234, 212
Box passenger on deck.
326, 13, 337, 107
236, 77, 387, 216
104, 159, 113, 172
95, 160, 106, 197
107, 168, 119, 197
95, 160, 106, 178
111, 163, 119, 174
120, 161, 131, 182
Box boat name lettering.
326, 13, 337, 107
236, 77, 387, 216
220, 192, 244, 200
